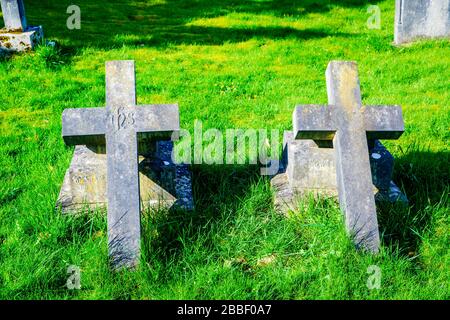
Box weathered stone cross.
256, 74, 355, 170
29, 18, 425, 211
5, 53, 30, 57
0, 0, 27, 31
62, 60, 180, 269
293, 61, 404, 252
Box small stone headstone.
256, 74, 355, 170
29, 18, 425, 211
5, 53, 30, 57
59, 60, 194, 270
1, 0, 27, 30
394, 0, 450, 44
271, 61, 406, 253
57, 142, 194, 213
0, 0, 43, 52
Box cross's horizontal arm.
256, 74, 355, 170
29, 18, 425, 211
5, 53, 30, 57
62, 108, 106, 146
134, 104, 180, 140
363, 105, 404, 139
293, 105, 337, 140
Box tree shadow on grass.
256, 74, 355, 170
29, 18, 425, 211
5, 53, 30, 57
119, 25, 351, 48
377, 149, 449, 254
22, 0, 382, 50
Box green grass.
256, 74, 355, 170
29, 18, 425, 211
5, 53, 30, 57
0, 0, 449, 299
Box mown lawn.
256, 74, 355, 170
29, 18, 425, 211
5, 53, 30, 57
0, 0, 448, 299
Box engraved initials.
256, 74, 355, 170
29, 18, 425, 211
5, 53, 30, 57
110, 107, 135, 131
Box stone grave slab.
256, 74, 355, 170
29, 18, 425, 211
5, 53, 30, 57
271, 131, 407, 211
57, 142, 194, 213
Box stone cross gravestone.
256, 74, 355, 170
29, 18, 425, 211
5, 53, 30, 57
272, 61, 405, 253
0, 0, 43, 52
272, 131, 407, 205
394, 0, 450, 44
61, 60, 182, 269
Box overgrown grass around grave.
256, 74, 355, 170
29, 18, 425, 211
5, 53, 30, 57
0, 0, 448, 299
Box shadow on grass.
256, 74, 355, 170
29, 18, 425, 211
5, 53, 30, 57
141, 164, 261, 266
378, 149, 449, 254
139, 148, 449, 263
22, 0, 383, 50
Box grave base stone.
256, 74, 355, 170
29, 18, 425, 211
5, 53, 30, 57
57, 141, 194, 214
0, 25, 43, 52
271, 131, 407, 213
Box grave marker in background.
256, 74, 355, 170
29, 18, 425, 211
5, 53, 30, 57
395, 0, 450, 44
0, 0, 43, 52
1, 0, 26, 30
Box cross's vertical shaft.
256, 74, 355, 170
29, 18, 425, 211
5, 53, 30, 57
105, 61, 141, 269
326, 61, 380, 252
